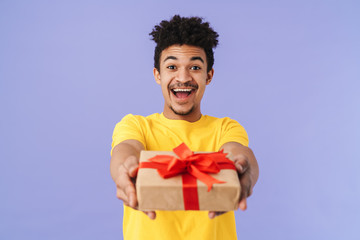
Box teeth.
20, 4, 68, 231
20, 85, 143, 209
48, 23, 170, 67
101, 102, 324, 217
172, 88, 192, 92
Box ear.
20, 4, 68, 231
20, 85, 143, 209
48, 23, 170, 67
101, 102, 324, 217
153, 68, 161, 85
206, 68, 214, 85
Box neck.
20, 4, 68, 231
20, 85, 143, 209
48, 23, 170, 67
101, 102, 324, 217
162, 107, 202, 122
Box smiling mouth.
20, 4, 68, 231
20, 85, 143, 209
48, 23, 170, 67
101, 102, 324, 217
171, 88, 194, 98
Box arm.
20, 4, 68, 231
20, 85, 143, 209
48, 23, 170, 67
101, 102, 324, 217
110, 139, 156, 219
208, 141, 259, 218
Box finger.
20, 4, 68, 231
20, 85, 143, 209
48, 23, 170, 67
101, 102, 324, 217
248, 187, 253, 197
239, 175, 251, 201
123, 156, 139, 178
116, 168, 138, 208
143, 211, 156, 220
208, 211, 216, 219
238, 198, 247, 211
238, 174, 252, 211
233, 155, 249, 174
208, 211, 226, 219
123, 182, 137, 208
116, 188, 129, 205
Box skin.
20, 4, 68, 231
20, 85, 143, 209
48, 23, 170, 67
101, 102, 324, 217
110, 44, 259, 220
153, 44, 213, 122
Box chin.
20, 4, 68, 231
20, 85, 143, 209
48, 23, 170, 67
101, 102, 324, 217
170, 106, 194, 116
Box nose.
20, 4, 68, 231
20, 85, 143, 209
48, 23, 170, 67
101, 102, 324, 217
175, 68, 192, 83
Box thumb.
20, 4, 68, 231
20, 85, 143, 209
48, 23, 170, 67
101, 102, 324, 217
129, 166, 139, 178
124, 156, 139, 178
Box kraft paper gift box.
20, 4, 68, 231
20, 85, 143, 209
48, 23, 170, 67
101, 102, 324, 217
136, 143, 241, 211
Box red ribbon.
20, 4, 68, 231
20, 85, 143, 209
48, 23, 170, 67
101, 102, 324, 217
139, 143, 236, 210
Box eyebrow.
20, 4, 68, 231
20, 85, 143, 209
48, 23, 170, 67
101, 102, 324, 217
190, 56, 204, 63
163, 56, 205, 63
163, 56, 177, 62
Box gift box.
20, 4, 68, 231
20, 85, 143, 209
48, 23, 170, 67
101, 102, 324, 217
136, 143, 240, 211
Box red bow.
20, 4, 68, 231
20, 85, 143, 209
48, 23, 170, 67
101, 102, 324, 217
139, 143, 236, 210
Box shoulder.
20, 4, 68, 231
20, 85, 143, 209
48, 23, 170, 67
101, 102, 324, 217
203, 115, 244, 127
111, 113, 159, 152
120, 113, 145, 121
115, 113, 160, 128
205, 115, 249, 147
119, 113, 159, 122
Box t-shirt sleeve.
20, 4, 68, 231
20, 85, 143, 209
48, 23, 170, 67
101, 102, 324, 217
111, 114, 146, 155
219, 117, 249, 148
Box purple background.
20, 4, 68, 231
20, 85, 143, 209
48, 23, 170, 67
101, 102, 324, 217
1, 0, 359, 239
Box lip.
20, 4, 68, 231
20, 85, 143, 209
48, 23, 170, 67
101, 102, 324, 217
170, 88, 197, 102
168, 82, 198, 90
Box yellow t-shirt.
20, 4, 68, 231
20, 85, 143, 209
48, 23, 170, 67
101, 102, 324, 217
111, 113, 249, 240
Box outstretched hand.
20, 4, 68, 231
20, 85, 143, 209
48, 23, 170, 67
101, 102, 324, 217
114, 155, 157, 220
115, 155, 139, 208
209, 143, 258, 219
234, 153, 253, 211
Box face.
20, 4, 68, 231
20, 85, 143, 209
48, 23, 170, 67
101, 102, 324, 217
153, 44, 214, 121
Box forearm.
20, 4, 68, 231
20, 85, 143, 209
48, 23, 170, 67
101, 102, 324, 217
110, 140, 144, 182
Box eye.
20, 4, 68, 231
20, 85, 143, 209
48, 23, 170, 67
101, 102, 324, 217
191, 66, 201, 70
167, 65, 176, 70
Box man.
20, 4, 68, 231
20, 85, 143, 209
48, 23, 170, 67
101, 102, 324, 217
110, 15, 259, 240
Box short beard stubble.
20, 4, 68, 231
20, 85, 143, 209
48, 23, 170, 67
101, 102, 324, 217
169, 105, 195, 116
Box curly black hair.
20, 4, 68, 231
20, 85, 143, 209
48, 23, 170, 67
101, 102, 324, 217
150, 15, 219, 72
